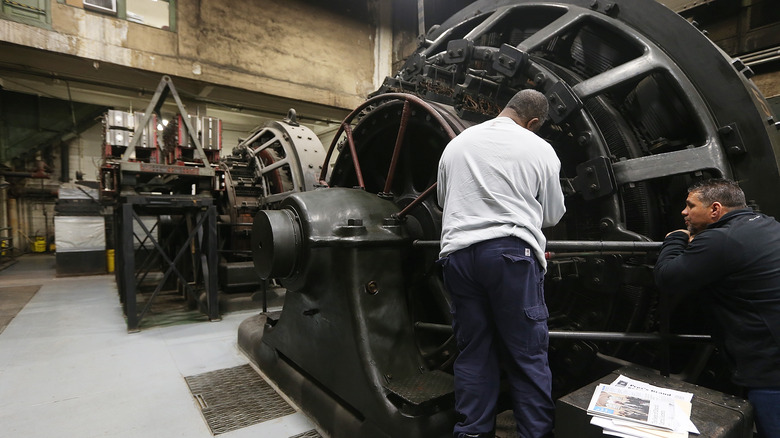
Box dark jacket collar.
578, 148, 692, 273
707, 208, 755, 229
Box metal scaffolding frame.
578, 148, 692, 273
115, 194, 219, 332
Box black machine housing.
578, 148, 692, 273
238, 0, 780, 436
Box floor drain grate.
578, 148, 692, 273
185, 364, 295, 435
290, 430, 323, 438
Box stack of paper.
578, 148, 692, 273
586, 375, 700, 438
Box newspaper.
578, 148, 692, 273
610, 375, 699, 434
586, 375, 699, 437
591, 416, 686, 438
587, 383, 678, 430
611, 375, 692, 403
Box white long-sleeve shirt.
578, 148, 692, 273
437, 116, 566, 270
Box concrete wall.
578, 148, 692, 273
66, 123, 103, 183
0, 0, 390, 110
754, 72, 780, 100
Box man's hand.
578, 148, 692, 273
665, 229, 692, 242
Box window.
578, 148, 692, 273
126, 0, 170, 30
65, 0, 175, 31
83, 0, 116, 15
1, 0, 50, 27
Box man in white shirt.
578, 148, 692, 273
437, 89, 565, 438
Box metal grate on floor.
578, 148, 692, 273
384, 369, 454, 405
185, 364, 296, 435
289, 430, 323, 438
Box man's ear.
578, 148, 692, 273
710, 201, 724, 220
525, 117, 541, 132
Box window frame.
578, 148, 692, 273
55, 0, 177, 32
1, 0, 51, 29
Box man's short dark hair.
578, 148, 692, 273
688, 178, 747, 209
505, 89, 549, 125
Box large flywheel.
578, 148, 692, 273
321, 0, 780, 393
321, 93, 469, 370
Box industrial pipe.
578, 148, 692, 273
414, 322, 711, 343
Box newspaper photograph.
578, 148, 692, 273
587, 383, 679, 430
610, 375, 693, 402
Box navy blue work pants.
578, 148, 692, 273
748, 387, 780, 438
441, 236, 554, 438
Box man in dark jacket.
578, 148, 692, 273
654, 178, 780, 437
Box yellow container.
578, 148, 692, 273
32, 237, 46, 253
106, 249, 115, 273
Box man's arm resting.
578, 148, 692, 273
654, 230, 723, 293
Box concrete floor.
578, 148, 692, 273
0, 254, 320, 438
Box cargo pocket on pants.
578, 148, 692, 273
524, 304, 549, 354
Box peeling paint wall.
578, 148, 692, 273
177, 1, 377, 103
1, 0, 386, 110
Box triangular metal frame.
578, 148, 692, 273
122, 75, 211, 167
